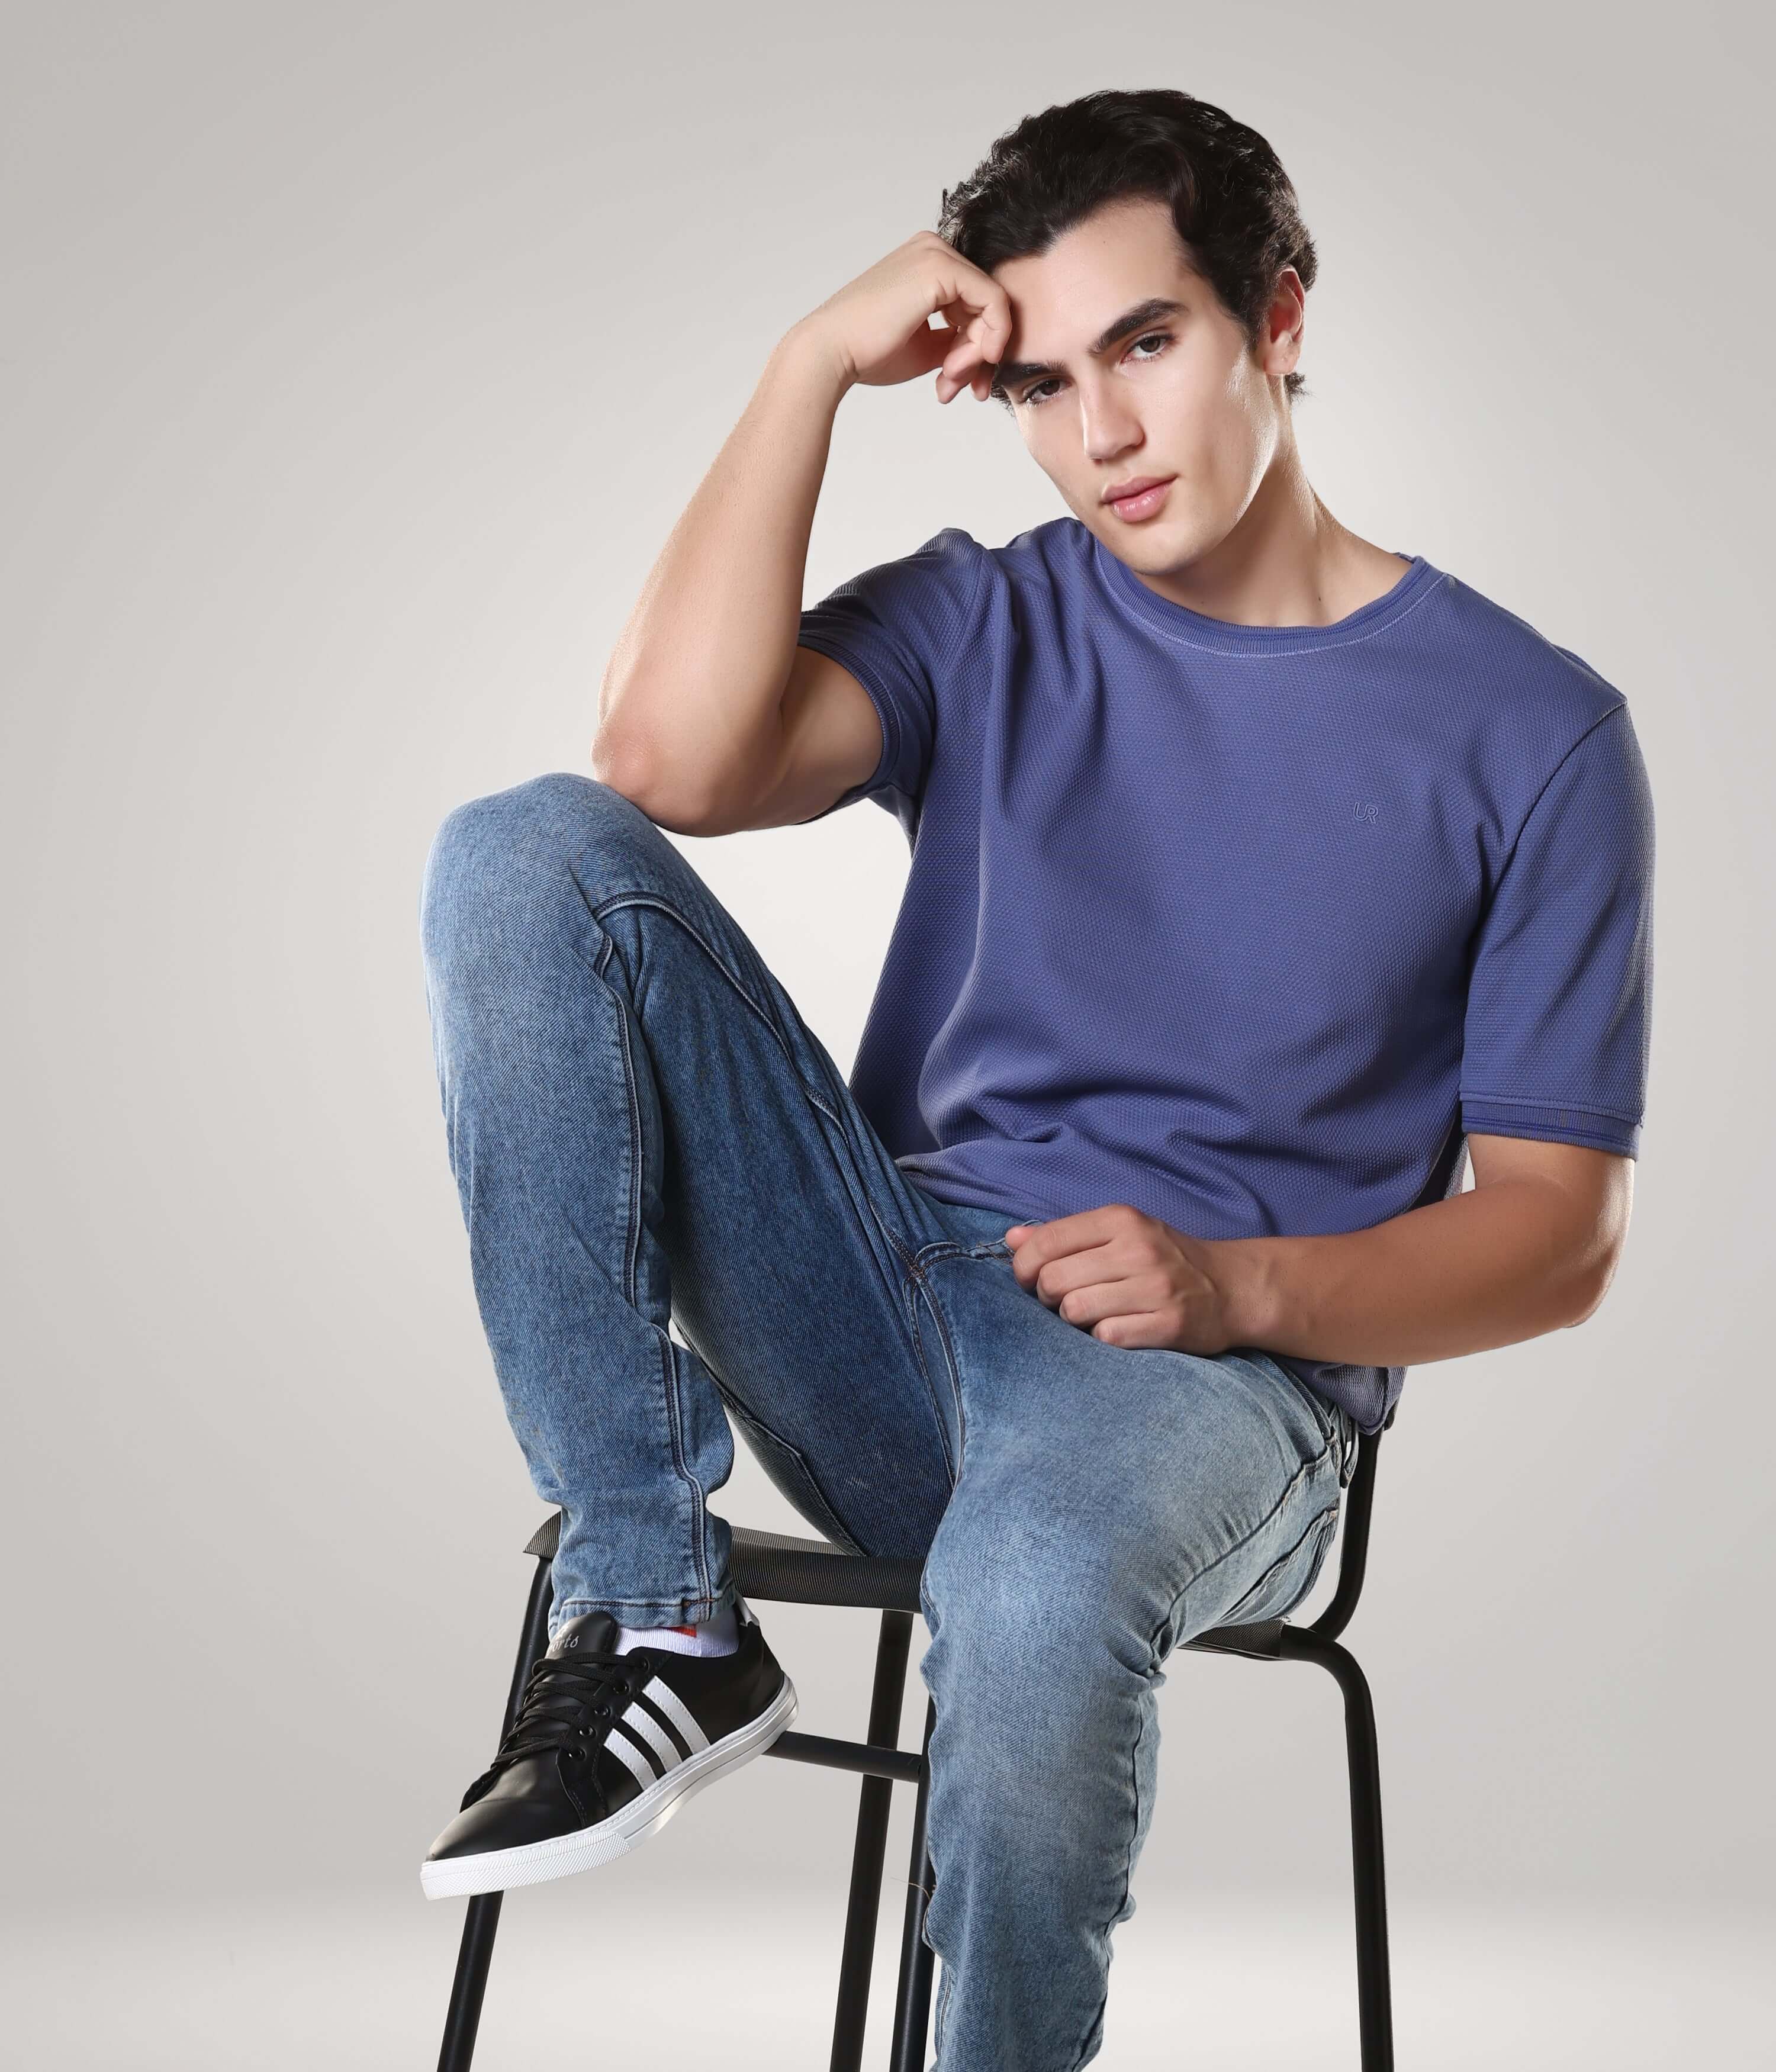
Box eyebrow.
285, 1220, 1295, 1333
992, 296, 1188, 397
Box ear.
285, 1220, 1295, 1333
1259, 266, 1307, 379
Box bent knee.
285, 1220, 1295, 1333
427, 772, 652, 880
420, 773, 664, 956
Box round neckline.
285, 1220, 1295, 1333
1092, 530, 1439, 655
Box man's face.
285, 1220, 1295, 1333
989, 197, 1300, 571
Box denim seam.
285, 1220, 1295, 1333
915, 1264, 971, 1477
928, 1283, 965, 1474
878, 1215, 921, 1271
601, 919, 712, 1614
1286, 1370, 1357, 1484
653, 1319, 712, 1614
905, 1272, 961, 1484
609, 956, 645, 1311
826, 1124, 927, 1283
1159, 1441, 1336, 1653
585, 889, 843, 1124
1212, 1497, 1341, 1629
1066, 1693, 1150, 2072
792, 1121, 959, 1489
716, 1382, 866, 1555
603, 922, 950, 1506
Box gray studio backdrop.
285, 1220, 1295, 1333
4, 0, 1769, 1973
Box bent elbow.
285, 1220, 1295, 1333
1562, 1246, 1623, 1329
590, 733, 720, 835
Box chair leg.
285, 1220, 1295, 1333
828, 1611, 915, 2072
437, 1894, 503, 2072
1283, 1629, 1394, 2072
888, 1699, 938, 2072
436, 1552, 556, 2072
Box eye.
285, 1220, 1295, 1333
1018, 331, 1173, 410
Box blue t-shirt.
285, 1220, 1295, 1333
796, 519, 1654, 1433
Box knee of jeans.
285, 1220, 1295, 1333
420, 773, 658, 963
922, 1510, 1157, 1724
428, 771, 652, 884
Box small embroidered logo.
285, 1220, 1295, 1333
1353, 801, 1378, 825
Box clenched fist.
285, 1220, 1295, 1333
1003, 1202, 1259, 1354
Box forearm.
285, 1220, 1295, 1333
594, 318, 854, 821
1220, 1173, 1624, 1368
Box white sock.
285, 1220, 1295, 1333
614, 1601, 741, 1658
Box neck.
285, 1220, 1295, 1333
1117, 439, 1408, 629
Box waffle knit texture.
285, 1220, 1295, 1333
796, 520, 1654, 1434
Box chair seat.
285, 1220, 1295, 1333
522, 1512, 924, 1612
520, 1512, 1285, 1646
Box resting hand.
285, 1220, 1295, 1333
1002, 1204, 1247, 1353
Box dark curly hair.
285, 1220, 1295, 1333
938, 88, 1318, 408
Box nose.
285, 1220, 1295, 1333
1074, 368, 1143, 466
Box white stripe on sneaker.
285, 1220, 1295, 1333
620, 1700, 685, 1773
603, 1724, 661, 1791
642, 1676, 710, 1755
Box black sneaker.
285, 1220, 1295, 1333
421, 1598, 796, 1900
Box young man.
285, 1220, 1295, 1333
418, 88, 1651, 2069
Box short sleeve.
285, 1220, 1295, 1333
1460, 704, 1655, 1156
793, 526, 987, 825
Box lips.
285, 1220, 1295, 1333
1102, 476, 1175, 522
1102, 474, 1173, 506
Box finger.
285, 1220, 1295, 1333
936, 306, 1004, 380
1008, 1206, 1132, 1278
935, 328, 997, 404
1053, 1267, 1169, 1325
1055, 1279, 1120, 1325
933, 279, 1012, 376
906, 320, 955, 377
1037, 1252, 1127, 1308
929, 318, 983, 401
1021, 1240, 1139, 1310
1091, 1312, 1169, 1349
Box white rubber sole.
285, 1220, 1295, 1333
420, 1674, 798, 1900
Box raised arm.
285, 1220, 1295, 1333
592, 233, 1012, 835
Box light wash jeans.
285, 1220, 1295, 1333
419, 771, 1355, 2072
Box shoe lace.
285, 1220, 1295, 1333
485, 1650, 640, 1777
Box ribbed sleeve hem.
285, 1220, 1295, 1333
1460, 1093, 1641, 1157
792, 632, 897, 793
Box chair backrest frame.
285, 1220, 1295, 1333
1306, 1407, 1391, 1642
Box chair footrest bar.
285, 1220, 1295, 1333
767, 1728, 924, 1783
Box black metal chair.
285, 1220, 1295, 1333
436, 1404, 1397, 2072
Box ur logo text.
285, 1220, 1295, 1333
1353, 801, 1379, 826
